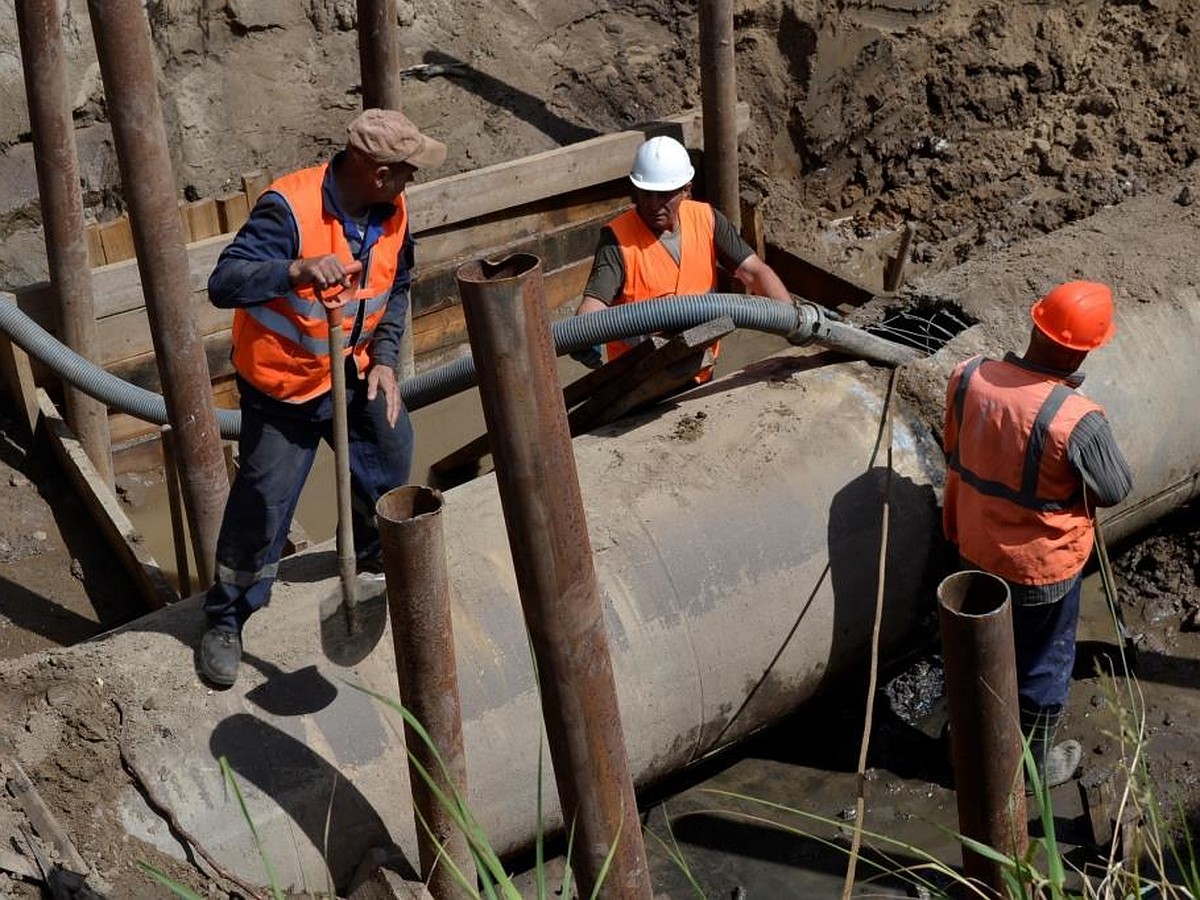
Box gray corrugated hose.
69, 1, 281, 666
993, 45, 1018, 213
0, 292, 917, 439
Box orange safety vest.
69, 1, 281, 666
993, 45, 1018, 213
231, 163, 407, 403
607, 199, 720, 381
942, 355, 1103, 586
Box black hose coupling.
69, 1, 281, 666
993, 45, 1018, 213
786, 300, 829, 346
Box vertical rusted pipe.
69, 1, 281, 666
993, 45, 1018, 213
699, 0, 740, 229
457, 254, 650, 899
377, 485, 474, 898
356, 0, 414, 381
86, 0, 228, 585
16, 0, 113, 487
357, 0, 402, 110
938, 570, 1029, 894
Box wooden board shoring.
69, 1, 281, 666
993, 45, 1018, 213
11, 105, 744, 331
15, 187, 620, 375
765, 240, 876, 308
35, 389, 177, 610
412, 202, 622, 318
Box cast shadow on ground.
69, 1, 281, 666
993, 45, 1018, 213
1075, 639, 1200, 693
668, 811, 960, 896
0, 571, 103, 647
419, 51, 599, 146
211, 713, 418, 891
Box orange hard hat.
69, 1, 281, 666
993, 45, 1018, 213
1030, 281, 1116, 351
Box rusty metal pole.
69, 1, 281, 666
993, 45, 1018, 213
16, 0, 114, 487
356, 0, 415, 382
938, 570, 1029, 894
457, 254, 651, 899
86, 0, 228, 585
377, 485, 474, 898
357, 0, 402, 110
699, 0, 740, 230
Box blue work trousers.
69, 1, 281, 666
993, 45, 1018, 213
203, 380, 413, 633
1012, 575, 1082, 714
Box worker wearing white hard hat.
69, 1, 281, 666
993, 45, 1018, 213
573, 136, 792, 380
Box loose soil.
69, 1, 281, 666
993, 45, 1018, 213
1, 1, 1200, 897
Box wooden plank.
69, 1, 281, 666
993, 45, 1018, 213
415, 187, 627, 270
178, 199, 192, 241
5, 757, 89, 875
216, 191, 250, 234
411, 206, 613, 318
12, 109, 745, 327
765, 240, 876, 309
85, 224, 106, 267
430, 336, 668, 482
242, 169, 272, 201
406, 104, 749, 233
740, 192, 766, 259
36, 389, 177, 609
412, 257, 591, 356
0, 327, 39, 440
186, 198, 221, 241
98, 216, 135, 264
567, 317, 734, 434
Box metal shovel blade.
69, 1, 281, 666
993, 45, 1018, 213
318, 576, 389, 667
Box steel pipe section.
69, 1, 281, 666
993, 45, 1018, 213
377, 486, 474, 897
108, 277, 1200, 890
937, 571, 1028, 890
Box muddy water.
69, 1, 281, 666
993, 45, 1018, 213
126, 328, 793, 591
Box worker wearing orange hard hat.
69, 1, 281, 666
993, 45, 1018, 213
942, 280, 1133, 791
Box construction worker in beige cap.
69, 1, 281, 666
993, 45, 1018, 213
198, 109, 445, 687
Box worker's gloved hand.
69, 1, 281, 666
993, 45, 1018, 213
570, 345, 603, 370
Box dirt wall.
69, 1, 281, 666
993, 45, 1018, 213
1, 1, 1198, 295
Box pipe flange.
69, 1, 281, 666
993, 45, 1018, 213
786, 300, 827, 346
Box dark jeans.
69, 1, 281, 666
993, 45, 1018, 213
1012, 575, 1082, 715
203, 381, 413, 633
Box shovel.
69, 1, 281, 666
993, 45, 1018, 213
316, 261, 388, 666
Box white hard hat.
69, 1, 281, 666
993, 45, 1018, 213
629, 136, 695, 192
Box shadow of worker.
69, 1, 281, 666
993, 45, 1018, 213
820, 465, 947, 779
211, 713, 417, 890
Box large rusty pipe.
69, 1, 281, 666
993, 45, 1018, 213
356, 0, 414, 381
937, 570, 1029, 893
16, 0, 113, 487
456, 253, 651, 898
377, 486, 474, 898
86, 0, 229, 583
699, 0, 741, 229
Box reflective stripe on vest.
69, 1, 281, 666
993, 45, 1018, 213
231, 162, 407, 402
605, 200, 720, 373
241, 290, 389, 355
949, 358, 1082, 512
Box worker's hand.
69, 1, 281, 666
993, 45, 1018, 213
365, 363, 401, 427
290, 257, 362, 309
569, 345, 603, 369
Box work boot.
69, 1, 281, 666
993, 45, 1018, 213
1043, 739, 1083, 788
199, 627, 242, 687
1022, 704, 1081, 791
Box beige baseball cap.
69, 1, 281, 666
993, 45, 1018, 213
346, 108, 447, 169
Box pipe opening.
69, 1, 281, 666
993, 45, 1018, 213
865, 297, 976, 353
377, 484, 443, 524
456, 252, 539, 284
937, 569, 1009, 617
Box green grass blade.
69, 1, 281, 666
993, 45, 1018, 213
135, 861, 207, 899
219, 756, 284, 900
